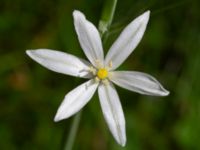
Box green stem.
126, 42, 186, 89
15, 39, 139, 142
63, 111, 82, 150
98, 0, 118, 39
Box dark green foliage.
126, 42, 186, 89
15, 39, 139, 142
0, 0, 200, 149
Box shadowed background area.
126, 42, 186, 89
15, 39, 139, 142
0, 0, 200, 149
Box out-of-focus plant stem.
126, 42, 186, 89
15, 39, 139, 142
98, 0, 118, 41
64, 112, 81, 150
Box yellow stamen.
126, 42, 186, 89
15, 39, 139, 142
97, 68, 108, 79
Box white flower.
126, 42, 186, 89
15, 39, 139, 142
26, 10, 169, 146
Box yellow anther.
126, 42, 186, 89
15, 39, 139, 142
97, 68, 108, 79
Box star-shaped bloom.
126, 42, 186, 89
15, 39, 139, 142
26, 10, 169, 146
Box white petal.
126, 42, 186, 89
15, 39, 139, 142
105, 11, 150, 70
26, 49, 92, 78
98, 82, 126, 146
73, 10, 104, 68
110, 71, 169, 96
54, 79, 98, 122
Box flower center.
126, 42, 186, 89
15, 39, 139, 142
97, 68, 108, 79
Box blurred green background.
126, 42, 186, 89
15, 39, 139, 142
1, 0, 200, 149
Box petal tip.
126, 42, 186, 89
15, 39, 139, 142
54, 108, 69, 122
145, 10, 151, 15
73, 10, 79, 15
73, 10, 85, 19
54, 118, 59, 122
26, 50, 32, 56
162, 90, 170, 96
159, 88, 170, 96
120, 139, 126, 147
54, 114, 62, 122
142, 10, 150, 21
26, 50, 36, 59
